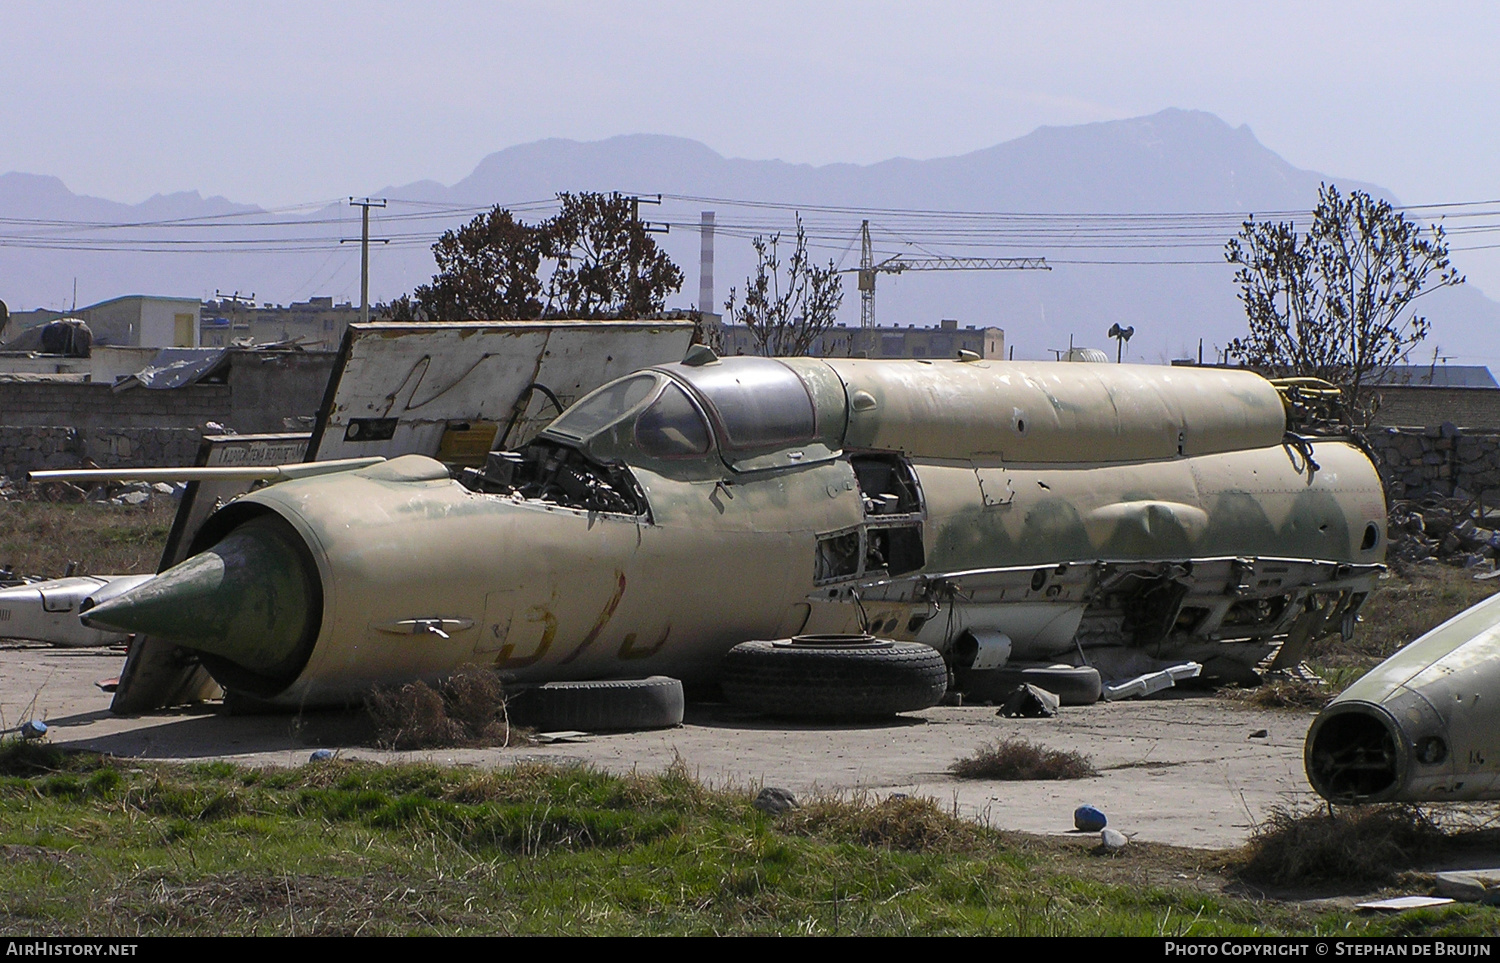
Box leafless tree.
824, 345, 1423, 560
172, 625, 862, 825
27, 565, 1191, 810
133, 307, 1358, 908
724, 215, 844, 357
1225, 184, 1463, 422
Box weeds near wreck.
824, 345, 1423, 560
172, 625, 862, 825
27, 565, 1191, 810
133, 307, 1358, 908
778, 792, 987, 852
1238, 804, 1445, 886
1240, 680, 1331, 711
365, 664, 521, 750
949, 738, 1097, 781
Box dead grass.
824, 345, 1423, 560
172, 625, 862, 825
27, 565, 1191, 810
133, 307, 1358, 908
949, 738, 1098, 781
1237, 805, 1446, 887
364, 664, 523, 750
0, 499, 174, 577
1239, 680, 1332, 711
777, 792, 988, 852
1318, 566, 1500, 674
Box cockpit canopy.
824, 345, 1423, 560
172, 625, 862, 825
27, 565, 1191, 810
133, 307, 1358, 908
543, 357, 836, 471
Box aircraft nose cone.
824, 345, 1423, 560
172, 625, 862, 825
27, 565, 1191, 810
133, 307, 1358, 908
84, 512, 321, 690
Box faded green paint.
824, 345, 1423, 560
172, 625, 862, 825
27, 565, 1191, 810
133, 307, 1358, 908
1200, 491, 1280, 553
85, 514, 316, 679
92, 357, 1387, 708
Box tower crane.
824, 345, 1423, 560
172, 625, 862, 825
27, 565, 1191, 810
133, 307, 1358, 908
850, 219, 1050, 329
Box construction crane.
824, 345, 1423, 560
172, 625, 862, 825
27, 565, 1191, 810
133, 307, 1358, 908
851, 220, 1050, 329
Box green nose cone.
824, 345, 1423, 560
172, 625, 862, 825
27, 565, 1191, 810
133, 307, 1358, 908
85, 513, 321, 684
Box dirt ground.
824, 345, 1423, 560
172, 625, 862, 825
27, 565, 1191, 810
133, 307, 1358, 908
3, 641, 1328, 851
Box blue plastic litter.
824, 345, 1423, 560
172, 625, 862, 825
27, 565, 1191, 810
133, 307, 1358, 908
19, 720, 47, 740
308, 749, 335, 762
1074, 804, 1107, 832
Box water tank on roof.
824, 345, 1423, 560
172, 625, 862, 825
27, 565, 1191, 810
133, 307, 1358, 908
40, 318, 93, 357
1063, 346, 1109, 363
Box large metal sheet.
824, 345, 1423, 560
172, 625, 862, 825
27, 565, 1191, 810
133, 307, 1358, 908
307, 320, 695, 463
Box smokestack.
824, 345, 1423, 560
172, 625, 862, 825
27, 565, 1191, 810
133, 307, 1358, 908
698, 211, 715, 317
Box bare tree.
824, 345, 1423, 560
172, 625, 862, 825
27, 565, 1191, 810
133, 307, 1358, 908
724, 215, 844, 357
1225, 184, 1463, 421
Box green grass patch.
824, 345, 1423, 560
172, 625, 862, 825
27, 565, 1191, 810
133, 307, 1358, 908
0, 744, 1493, 935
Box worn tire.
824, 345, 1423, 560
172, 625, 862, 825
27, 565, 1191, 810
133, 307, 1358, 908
956, 663, 1102, 706
507, 676, 684, 732
721, 635, 948, 719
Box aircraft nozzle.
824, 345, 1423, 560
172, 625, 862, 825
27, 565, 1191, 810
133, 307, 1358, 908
83, 512, 322, 696
1306, 688, 1456, 804
1305, 702, 1406, 802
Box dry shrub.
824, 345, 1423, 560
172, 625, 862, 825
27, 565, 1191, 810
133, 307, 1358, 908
365, 664, 515, 750
1245, 680, 1331, 711
950, 738, 1097, 780
1238, 805, 1445, 887
780, 793, 984, 852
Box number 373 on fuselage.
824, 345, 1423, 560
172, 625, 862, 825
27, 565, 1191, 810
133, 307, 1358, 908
83, 354, 1388, 707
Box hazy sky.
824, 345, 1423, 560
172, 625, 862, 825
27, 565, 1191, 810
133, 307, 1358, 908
4, 1, 1495, 206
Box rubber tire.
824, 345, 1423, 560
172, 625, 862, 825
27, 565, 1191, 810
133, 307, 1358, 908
957, 663, 1103, 706
721, 636, 948, 719
507, 676, 684, 732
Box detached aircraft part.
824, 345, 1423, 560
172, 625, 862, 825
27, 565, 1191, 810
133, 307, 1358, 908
956, 663, 1103, 706
0, 575, 153, 647
80, 356, 1386, 711
506, 676, 684, 732
720, 635, 949, 719
1306, 590, 1500, 804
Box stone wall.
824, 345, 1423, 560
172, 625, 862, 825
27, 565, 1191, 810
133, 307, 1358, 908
0, 426, 202, 480
1363, 424, 1500, 504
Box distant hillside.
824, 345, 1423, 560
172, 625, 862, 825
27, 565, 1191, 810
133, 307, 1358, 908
3, 109, 1496, 366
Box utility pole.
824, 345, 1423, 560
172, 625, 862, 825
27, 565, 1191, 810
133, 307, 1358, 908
621, 193, 667, 293
345, 197, 387, 324
858, 220, 875, 330
214, 290, 255, 344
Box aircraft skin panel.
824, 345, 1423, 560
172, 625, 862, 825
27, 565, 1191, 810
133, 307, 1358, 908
86, 357, 1391, 710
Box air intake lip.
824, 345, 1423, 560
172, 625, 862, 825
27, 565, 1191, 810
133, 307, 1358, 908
83, 509, 323, 699
1305, 701, 1405, 802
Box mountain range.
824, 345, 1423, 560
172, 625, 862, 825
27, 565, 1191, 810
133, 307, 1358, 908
3, 108, 1496, 366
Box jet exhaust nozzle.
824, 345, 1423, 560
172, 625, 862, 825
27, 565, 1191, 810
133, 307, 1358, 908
83, 511, 322, 696
1305, 701, 1407, 802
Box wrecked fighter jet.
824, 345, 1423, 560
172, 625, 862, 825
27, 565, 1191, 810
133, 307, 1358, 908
76, 352, 1387, 709
1306, 587, 1500, 804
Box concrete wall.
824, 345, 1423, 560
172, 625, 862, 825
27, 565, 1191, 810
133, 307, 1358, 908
222, 351, 336, 432
1370, 387, 1500, 430
0, 381, 231, 430
0, 349, 337, 477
